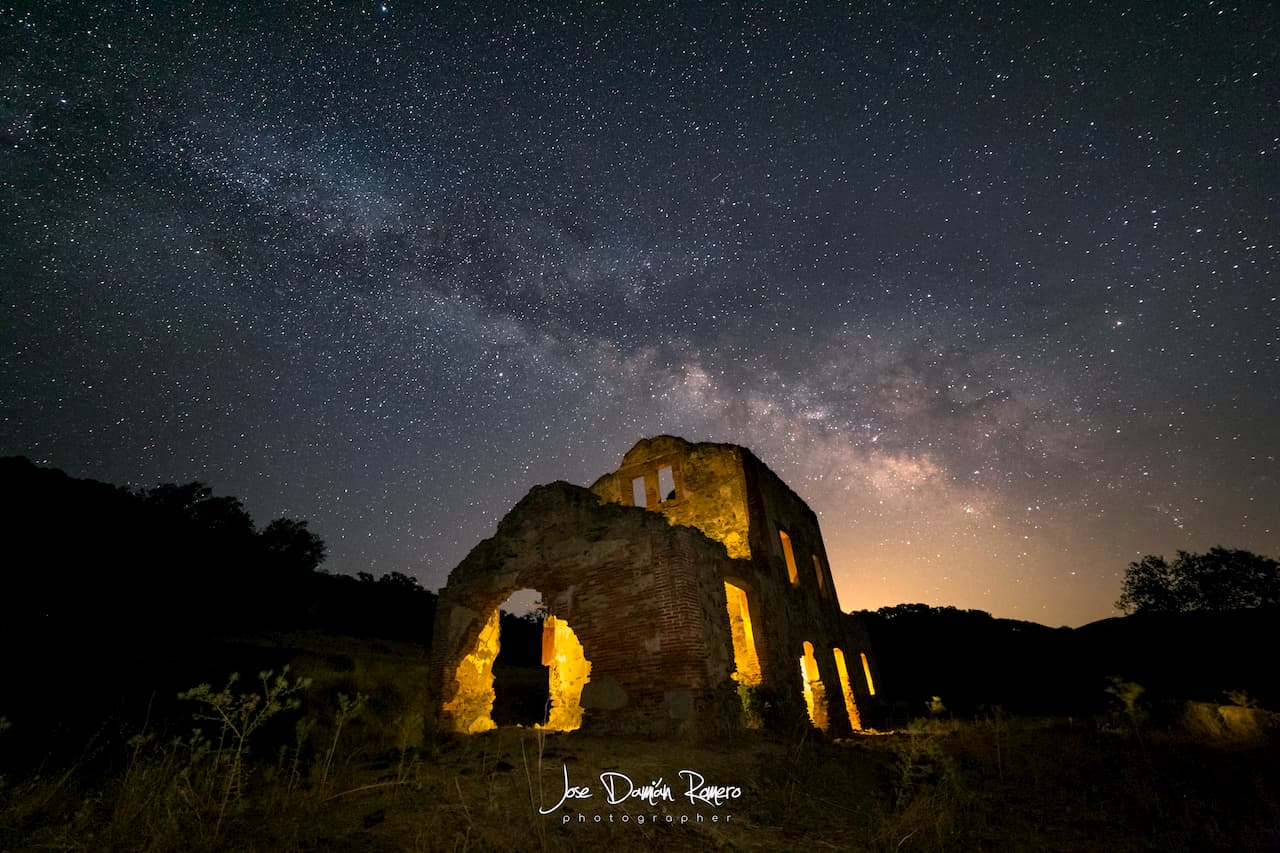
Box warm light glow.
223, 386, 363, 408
860, 652, 876, 696
444, 609, 500, 733
724, 581, 762, 685
800, 641, 828, 730
812, 553, 824, 591
832, 647, 862, 730
446, 608, 592, 734
540, 615, 591, 731
779, 530, 799, 585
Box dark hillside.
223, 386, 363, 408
857, 603, 1280, 722
0, 457, 436, 767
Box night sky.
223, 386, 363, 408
3, 1, 1276, 627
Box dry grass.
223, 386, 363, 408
6, 715, 1279, 852
3, 645, 1279, 852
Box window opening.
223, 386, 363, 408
724, 582, 762, 686
658, 465, 676, 501
631, 476, 647, 508
860, 652, 876, 696
799, 641, 828, 730
832, 648, 863, 730
726, 581, 764, 728
779, 530, 799, 585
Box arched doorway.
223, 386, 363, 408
444, 588, 592, 733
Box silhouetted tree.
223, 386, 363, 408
1115, 555, 1180, 613
376, 571, 422, 591
260, 518, 326, 574
1116, 547, 1280, 614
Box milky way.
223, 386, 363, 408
3, 1, 1276, 626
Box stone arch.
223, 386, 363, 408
428, 482, 745, 736
443, 586, 593, 734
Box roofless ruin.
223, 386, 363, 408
426, 436, 879, 737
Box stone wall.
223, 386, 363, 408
590, 436, 880, 734
591, 436, 754, 560
428, 436, 882, 738
426, 482, 743, 737
738, 448, 874, 734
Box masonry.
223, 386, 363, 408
426, 435, 879, 737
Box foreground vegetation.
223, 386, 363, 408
4, 460, 1278, 849
3, 661, 1277, 852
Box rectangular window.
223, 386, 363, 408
860, 652, 876, 696
800, 641, 826, 730
658, 465, 676, 502
631, 476, 647, 508
779, 530, 799, 585
724, 582, 761, 686
832, 648, 862, 730
812, 554, 824, 591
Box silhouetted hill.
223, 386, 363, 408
0, 457, 439, 767
854, 604, 1075, 718
0, 456, 437, 648
855, 603, 1280, 721
1072, 608, 1280, 708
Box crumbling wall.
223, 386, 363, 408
738, 447, 874, 734
592, 436, 754, 560
590, 436, 877, 733
430, 436, 882, 738
427, 482, 743, 737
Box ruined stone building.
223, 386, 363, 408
427, 435, 879, 737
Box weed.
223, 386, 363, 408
981, 704, 1007, 784
1105, 676, 1147, 734
178, 666, 311, 838
736, 683, 775, 729
319, 691, 367, 791
1224, 689, 1259, 709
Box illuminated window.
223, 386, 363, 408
658, 465, 676, 501
799, 641, 827, 730
724, 582, 762, 686
812, 554, 824, 591
779, 530, 799, 585
631, 476, 647, 507
832, 648, 862, 730
860, 652, 876, 696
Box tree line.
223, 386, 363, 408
1116, 547, 1279, 614
0, 457, 436, 648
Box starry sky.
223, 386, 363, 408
3, 1, 1276, 627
